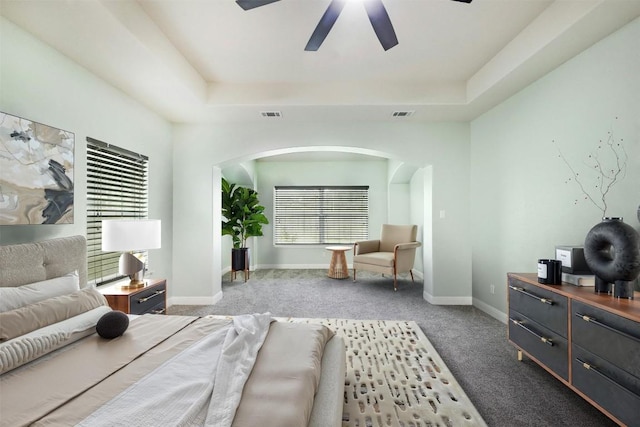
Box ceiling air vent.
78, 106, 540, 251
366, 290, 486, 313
392, 111, 414, 118
260, 111, 282, 118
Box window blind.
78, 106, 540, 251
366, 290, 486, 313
86, 137, 149, 285
274, 186, 369, 245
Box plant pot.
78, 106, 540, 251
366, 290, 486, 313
231, 247, 249, 272
231, 247, 250, 282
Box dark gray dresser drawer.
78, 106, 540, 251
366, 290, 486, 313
509, 310, 568, 380
508, 277, 568, 338
572, 345, 640, 426
572, 300, 640, 379
130, 283, 167, 315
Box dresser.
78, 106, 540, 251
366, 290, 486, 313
98, 278, 167, 315
507, 273, 640, 426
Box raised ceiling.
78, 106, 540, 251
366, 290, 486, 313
2, 0, 639, 123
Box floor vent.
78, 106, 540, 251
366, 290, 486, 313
260, 111, 282, 118
392, 111, 414, 118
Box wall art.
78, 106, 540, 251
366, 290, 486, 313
0, 112, 74, 225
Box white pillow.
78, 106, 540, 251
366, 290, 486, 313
0, 272, 80, 312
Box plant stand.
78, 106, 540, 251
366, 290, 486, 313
231, 248, 250, 282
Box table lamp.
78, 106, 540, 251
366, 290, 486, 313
101, 219, 161, 288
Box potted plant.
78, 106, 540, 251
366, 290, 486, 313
221, 178, 269, 275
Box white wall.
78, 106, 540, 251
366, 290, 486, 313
470, 17, 640, 320
409, 168, 425, 277
388, 183, 410, 224
254, 159, 388, 269
0, 18, 174, 289
172, 122, 470, 303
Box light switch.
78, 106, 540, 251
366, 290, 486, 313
439, 210, 446, 219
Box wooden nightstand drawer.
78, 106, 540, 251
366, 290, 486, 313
98, 278, 167, 315
129, 283, 166, 315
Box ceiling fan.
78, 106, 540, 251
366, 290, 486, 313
236, 0, 473, 51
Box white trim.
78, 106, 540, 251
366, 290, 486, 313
256, 263, 331, 270
423, 291, 473, 305
473, 298, 508, 324
168, 291, 222, 306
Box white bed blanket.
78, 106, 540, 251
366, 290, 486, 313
76, 313, 273, 427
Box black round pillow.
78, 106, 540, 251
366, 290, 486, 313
96, 310, 129, 339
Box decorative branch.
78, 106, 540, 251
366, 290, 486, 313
554, 118, 627, 218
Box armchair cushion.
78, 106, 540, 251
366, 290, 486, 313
353, 252, 395, 268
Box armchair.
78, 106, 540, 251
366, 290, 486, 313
353, 224, 421, 291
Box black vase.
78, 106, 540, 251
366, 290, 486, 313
584, 217, 640, 299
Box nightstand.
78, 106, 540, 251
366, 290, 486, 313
98, 278, 167, 315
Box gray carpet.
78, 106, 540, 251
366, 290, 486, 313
168, 269, 616, 427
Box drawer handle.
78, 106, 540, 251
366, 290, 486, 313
576, 358, 638, 396
150, 308, 166, 314
137, 289, 166, 303
509, 318, 554, 346
509, 285, 553, 305
575, 313, 640, 344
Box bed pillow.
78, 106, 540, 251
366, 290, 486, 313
0, 272, 80, 313
0, 305, 112, 375
0, 288, 108, 342
96, 311, 129, 339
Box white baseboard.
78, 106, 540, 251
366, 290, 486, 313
256, 264, 330, 270
168, 291, 222, 306
423, 292, 473, 305
473, 298, 508, 324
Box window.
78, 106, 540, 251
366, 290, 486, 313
274, 186, 369, 245
86, 137, 149, 285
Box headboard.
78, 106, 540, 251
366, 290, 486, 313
0, 235, 88, 288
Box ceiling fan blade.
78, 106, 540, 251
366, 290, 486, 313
450, 0, 473, 3
304, 0, 347, 51
363, 0, 398, 51
236, 0, 281, 11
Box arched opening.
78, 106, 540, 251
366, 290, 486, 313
214, 146, 432, 299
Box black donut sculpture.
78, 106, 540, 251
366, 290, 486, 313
584, 217, 640, 299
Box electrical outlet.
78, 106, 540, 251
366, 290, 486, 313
490, 284, 495, 294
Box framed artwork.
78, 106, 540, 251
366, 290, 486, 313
0, 112, 75, 225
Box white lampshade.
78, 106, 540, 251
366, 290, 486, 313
102, 219, 161, 251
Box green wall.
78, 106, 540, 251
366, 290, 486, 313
470, 16, 640, 320
0, 17, 175, 289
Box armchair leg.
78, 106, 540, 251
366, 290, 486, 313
410, 270, 415, 283
393, 274, 397, 291
353, 269, 357, 282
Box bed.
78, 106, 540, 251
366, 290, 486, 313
0, 235, 346, 427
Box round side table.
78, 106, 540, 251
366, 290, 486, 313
326, 246, 352, 279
